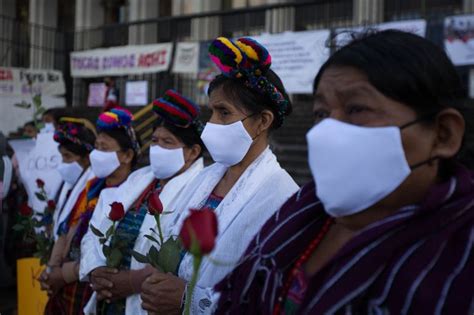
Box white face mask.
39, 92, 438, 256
149, 144, 185, 179
201, 120, 253, 167
42, 123, 55, 133
306, 118, 412, 217
57, 161, 84, 185
89, 149, 121, 179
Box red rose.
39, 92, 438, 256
179, 208, 218, 256
148, 192, 163, 215
19, 203, 33, 217
36, 179, 45, 188
47, 200, 56, 209
108, 202, 125, 221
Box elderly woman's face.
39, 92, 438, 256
94, 132, 133, 166
313, 66, 436, 170
313, 66, 446, 211
314, 66, 421, 127
151, 126, 184, 150
95, 132, 121, 152
59, 146, 81, 163
207, 85, 264, 139
208, 86, 250, 125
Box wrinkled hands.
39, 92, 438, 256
141, 270, 186, 315
39, 266, 66, 296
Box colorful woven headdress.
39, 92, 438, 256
54, 117, 96, 152
152, 89, 204, 133
208, 37, 289, 127
96, 107, 140, 155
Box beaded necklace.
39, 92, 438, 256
273, 217, 334, 315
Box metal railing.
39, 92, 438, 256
1, 0, 471, 108
0, 14, 73, 101
69, 0, 471, 107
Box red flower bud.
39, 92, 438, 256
108, 202, 125, 221
148, 192, 163, 215
36, 179, 45, 188
179, 208, 218, 256
19, 203, 33, 217
47, 200, 56, 209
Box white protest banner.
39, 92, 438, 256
0, 95, 66, 135
87, 83, 107, 107
125, 81, 148, 106
253, 30, 330, 94
335, 19, 427, 47
172, 42, 200, 74
71, 43, 173, 77
444, 15, 474, 66
8, 138, 36, 159
0, 67, 65, 96
9, 133, 62, 213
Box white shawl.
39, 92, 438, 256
81, 158, 204, 315
170, 147, 299, 314
52, 167, 95, 241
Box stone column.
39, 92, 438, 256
73, 0, 105, 107
0, 0, 16, 66
128, 0, 158, 45
29, 0, 58, 68
353, 0, 384, 25
464, 0, 474, 12
190, 0, 221, 41
265, 0, 294, 33
74, 0, 105, 50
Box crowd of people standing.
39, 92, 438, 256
1, 29, 473, 315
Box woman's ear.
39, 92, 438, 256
185, 144, 202, 164
430, 108, 465, 160
119, 148, 135, 165
257, 109, 275, 135
79, 155, 90, 168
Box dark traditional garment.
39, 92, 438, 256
45, 178, 107, 315
215, 164, 474, 315
68, 178, 107, 261
101, 181, 161, 315
44, 281, 93, 315
282, 265, 308, 315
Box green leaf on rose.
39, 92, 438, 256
36, 107, 45, 116
32, 94, 42, 108
102, 244, 111, 257
90, 224, 104, 237
12, 224, 24, 231
131, 251, 149, 264
35, 192, 46, 201
147, 246, 163, 271
157, 237, 182, 275
144, 234, 160, 245
105, 225, 114, 239
107, 248, 123, 268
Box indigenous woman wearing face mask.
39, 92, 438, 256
41, 108, 138, 315
214, 30, 474, 315
51, 118, 96, 242
140, 37, 299, 315
80, 90, 205, 315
